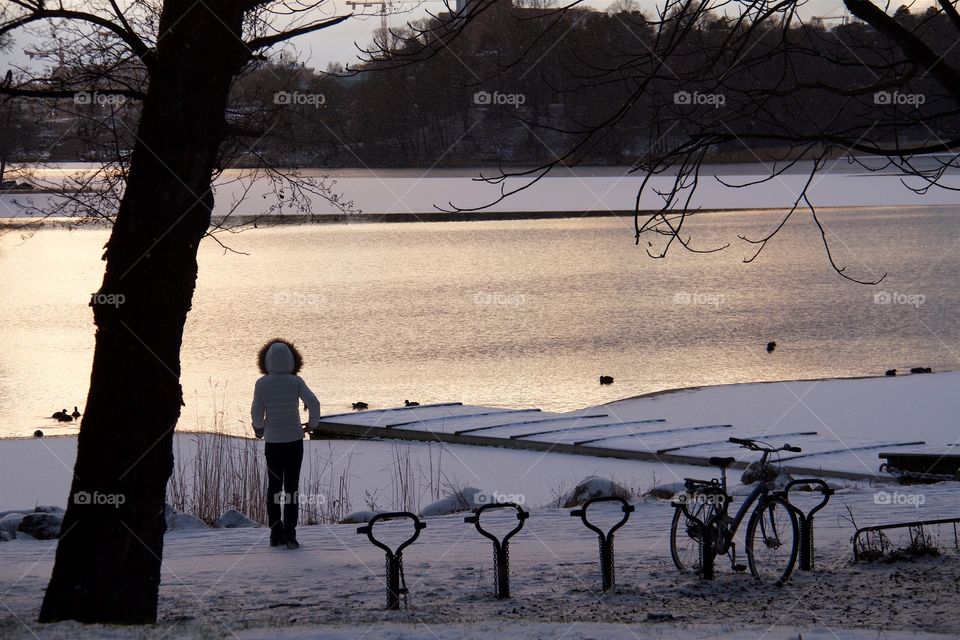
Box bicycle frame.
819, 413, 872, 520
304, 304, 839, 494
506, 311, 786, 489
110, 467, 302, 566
678, 450, 780, 555
672, 437, 806, 583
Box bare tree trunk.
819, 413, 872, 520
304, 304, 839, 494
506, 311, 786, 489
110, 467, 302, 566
39, 1, 247, 624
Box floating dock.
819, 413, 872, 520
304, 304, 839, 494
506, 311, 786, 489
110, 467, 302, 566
314, 402, 934, 481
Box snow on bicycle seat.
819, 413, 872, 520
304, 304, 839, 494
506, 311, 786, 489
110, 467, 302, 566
708, 456, 736, 468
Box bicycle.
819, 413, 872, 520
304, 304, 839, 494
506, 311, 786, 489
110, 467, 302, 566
669, 437, 801, 585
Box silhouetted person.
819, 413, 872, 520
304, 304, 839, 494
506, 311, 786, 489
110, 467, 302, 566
251, 339, 320, 549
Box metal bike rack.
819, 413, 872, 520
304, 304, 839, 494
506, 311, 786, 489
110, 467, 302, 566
464, 502, 529, 598
357, 511, 427, 610
853, 516, 960, 561
570, 496, 635, 591
783, 479, 834, 570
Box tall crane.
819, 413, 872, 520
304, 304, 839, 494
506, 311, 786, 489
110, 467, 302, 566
811, 14, 851, 28
346, 0, 450, 35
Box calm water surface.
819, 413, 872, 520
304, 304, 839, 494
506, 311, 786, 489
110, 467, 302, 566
1, 207, 958, 438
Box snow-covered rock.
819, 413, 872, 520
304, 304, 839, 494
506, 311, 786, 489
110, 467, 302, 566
644, 482, 686, 500
215, 509, 257, 528
0, 512, 25, 540
33, 505, 65, 516
164, 504, 209, 530
169, 512, 208, 530
340, 510, 381, 524
419, 487, 487, 517
561, 477, 632, 508
17, 512, 63, 539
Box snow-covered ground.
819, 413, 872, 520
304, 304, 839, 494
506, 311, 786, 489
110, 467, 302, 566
2, 374, 959, 639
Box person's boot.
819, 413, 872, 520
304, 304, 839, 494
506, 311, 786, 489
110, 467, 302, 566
269, 525, 284, 547
284, 530, 299, 550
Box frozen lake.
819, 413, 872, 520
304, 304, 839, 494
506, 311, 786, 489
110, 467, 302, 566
2, 159, 960, 217
1, 199, 958, 439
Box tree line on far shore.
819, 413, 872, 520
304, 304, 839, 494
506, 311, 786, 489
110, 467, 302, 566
3, 2, 957, 172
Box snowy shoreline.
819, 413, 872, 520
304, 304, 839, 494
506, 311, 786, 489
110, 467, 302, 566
2, 372, 958, 639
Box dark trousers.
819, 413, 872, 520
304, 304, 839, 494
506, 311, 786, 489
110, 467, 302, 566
265, 439, 303, 539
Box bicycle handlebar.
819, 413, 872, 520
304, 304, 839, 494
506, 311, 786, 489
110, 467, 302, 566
728, 437, 801, 454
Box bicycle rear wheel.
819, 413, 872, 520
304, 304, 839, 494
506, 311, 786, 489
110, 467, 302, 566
670, 501, 721, 573
745, 496, 799, 585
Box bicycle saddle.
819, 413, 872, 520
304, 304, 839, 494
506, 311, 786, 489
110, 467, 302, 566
709, 456, 736, 468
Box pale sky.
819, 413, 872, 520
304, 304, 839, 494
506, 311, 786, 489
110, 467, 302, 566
1, 0, 915, 74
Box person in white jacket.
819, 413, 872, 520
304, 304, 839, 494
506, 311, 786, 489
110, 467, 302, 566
251, 339, 321, 549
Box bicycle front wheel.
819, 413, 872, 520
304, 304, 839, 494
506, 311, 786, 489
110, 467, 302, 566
745, 496, 799, 585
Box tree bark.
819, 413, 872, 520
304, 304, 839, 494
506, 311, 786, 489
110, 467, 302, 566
39, 0, 248, 624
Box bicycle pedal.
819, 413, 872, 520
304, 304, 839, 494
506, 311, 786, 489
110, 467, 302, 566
732, 564, 747, 572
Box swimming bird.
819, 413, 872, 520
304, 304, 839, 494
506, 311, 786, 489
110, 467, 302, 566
766, 341, 776, 353
599, 375, 614, 385
51, 408, 71, 421
910, 367, 932, 374
404, 400, 420, 406
352, 401, 369, 411
71, 406, 81, 419
885, 369, 897, 377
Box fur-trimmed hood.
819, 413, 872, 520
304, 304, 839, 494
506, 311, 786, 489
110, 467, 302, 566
257, 339, 303, 375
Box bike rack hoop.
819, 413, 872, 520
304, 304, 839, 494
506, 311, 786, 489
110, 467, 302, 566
782, 478, 835, 571
570, 496, 635, 591
464, 502, 529, 545
784, 479, 834, 516
464, 502, 529, 599
569, 495, 635, 538
356, 511, 427, 557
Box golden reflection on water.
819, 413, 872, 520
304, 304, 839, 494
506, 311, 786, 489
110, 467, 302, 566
1, 208, 957, 437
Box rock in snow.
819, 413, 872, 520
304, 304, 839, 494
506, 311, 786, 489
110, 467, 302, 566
17, 512, 63, 539
215, 509, 257, 528
33, 505, 65, 516
419, 487, 487, 517
165, 504, 209, 531
644, 482, 687, 500
169, 512, 208, 530
0, 512, 25, 540
340, 510, 381, 524
561, 476, 632, 508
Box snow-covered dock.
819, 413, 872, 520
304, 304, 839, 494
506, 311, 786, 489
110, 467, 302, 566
313, 394, 936, 482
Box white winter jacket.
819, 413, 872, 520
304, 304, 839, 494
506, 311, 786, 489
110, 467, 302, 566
251, 342, 320, 443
